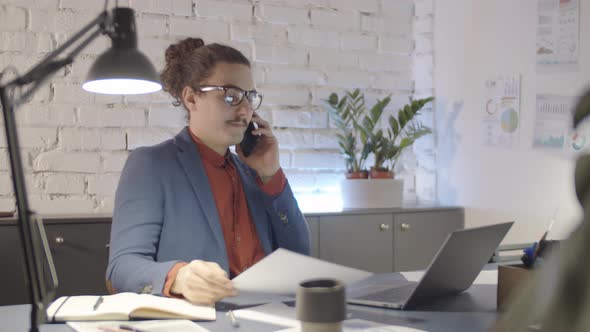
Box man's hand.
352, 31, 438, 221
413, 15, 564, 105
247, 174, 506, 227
170, 260, 238, 305
237, 112, 280, 182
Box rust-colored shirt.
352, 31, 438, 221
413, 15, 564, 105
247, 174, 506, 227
162, 129, 286, 296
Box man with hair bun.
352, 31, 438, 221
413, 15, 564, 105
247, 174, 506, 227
106, 37, 310, 305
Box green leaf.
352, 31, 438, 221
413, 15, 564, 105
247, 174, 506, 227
389, 115, 399, 136
337, 97, 347, 112
369, 97, 388, 123
398, 109, 407, 128
362, 116, 374, 131
328, 93, 338, 106
403, 105, 414, 121
399, 137, 413, 149
374, 129, 383, 140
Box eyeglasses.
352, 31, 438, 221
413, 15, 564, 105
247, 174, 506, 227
197, 85, 263, 111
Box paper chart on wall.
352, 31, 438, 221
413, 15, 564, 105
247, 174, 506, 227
481, 75, 521, 149
536, 0, 579, 67
532, 94, 585, 157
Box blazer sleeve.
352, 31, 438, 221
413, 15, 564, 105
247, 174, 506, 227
106, 148, 179, 295
263, 180, 311, 255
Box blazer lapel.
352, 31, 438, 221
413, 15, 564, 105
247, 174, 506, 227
231, 155, 273, 254
174, 128, 226, 255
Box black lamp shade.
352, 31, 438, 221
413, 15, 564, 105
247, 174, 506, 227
83, 7, 161, 95
83, 47, 161, 94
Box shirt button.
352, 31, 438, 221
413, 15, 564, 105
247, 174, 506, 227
278, 212, 288, 224
139, 285, 153, 294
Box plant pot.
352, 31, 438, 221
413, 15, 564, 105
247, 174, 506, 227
340, 178, 403, 209
369, 168, 394, 179
345, 171, 369, 179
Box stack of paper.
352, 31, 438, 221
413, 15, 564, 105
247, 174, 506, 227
233, 248, 373, 294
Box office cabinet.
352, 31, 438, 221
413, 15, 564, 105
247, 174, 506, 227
0, 217, 110, 305
318, 214, 393, 272
44, 222, 110, 298
0, 224, 28, 305
393, 210, 464, 271
0, 206, 463, 305
309, 207, 464, 273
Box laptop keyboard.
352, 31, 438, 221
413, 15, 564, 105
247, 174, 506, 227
357, 284, 417, 302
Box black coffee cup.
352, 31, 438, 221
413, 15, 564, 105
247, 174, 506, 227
296, 278, 346, 332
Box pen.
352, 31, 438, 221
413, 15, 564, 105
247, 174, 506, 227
227, 310, 240, 328
119, 324, 148, 332
533, 208, 558, 261
93, 296, 104, 311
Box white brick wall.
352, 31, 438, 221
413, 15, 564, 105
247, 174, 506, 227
0, 150, 9, 171
0, 0, 436, 214
0, 173, 12, 195
254, 45, 307, 66
0, 198, 16, 211
87, 173, 121, 196
195, 0, 252, 21
258, 5, 309, 25
45, 174, 85, 194
102, 152, 129, 173
266, 67, 324, 85
231, 23, 288, 44
34, 151, 100, 173
340, 33, 378, 51
287, 27, 340, 48
380, 36, 413, 54
329, 0, 379, 13
169, 18, 230, 41
0, 6, 27, 31
310, 9, 359, 30
413, 0, 436, 203
292, 151, 344, 169
309, 48, 357, 69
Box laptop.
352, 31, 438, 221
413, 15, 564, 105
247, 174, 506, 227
347, 222, 513, 310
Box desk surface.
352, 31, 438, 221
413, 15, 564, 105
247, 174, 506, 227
0, 282, 499, 332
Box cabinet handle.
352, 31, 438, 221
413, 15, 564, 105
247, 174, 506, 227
55, 237, 64, 244
379, 223, 390, 231
105, 243, 110, 248
400, 223, 411, 231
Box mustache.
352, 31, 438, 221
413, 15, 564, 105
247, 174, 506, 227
226, 118, 249, 126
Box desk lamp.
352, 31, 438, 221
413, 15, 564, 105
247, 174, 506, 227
0, 2, 161, 331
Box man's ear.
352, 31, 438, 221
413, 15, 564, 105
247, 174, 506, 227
181, 86, 197, 111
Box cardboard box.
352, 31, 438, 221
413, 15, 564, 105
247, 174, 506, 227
497, 264, 533, 311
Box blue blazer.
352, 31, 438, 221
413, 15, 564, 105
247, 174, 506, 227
106, 127, 310, 295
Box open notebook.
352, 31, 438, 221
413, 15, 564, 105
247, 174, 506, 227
46, 292, 216, 322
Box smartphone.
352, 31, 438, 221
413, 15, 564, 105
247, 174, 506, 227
240, 121, 261, 157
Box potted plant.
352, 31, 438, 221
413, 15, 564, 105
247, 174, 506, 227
366, 97, 434, 179
326, 89, 372, 179
326, 90, 434, 208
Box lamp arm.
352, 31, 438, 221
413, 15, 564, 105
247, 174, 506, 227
5, 12, 108, 106
0, 9, 111, 332
11, 12, 108, 87
0, 81, 46, 332
18, 27, 104, 105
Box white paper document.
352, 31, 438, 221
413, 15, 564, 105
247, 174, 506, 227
233, 302, 299, 328
481, 75, 521, 149
67, 319, 210, 332
232, 248, 373, 294
536, 0, 579, 66
276, 318, 428, 332
532, 94, 585, 157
